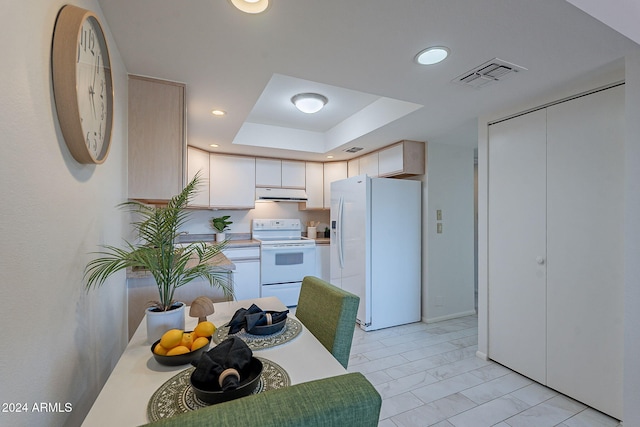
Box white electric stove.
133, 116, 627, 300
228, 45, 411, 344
252, 219, 316, 306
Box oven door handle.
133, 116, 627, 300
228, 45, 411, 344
260, 245, 314, 251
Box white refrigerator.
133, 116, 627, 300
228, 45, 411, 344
330, 175, 421, 331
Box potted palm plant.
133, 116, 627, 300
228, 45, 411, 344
84, 174, 233, 342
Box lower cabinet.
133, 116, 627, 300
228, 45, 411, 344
315, 244, 330, 281
223, 247, 260, 301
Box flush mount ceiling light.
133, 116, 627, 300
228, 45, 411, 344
211, 109, 226, 116
291, 93, 328, 114
229, 0, 269, 14
415, 46, 450, 65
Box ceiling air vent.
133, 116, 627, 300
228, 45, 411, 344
452, 58, 527, 89
343, 146, 364, 153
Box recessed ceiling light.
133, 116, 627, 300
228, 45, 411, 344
291, 93, 328, 114
210, 144, 219, 148
326, 155, 334, 159
229, 0, 269, 14
415, 46, 450, 65
211, 110, 226, 116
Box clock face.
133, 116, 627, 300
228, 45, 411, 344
76, 16, 112, 161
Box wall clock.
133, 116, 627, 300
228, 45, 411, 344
52, 5, 113, 164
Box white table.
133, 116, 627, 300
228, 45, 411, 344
82, 297, 347, 426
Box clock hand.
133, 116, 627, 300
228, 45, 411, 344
90, 85, 96, 119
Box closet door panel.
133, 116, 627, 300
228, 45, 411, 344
488, 109, 548, 384
546, 86, 624, 418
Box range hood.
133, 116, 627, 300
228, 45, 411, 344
255, 187, 308, 202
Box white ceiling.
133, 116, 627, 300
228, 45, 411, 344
96, 0, 639, 161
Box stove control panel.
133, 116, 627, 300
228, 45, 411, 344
252, 219, 301, 231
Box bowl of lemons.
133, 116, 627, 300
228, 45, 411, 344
151, 321, 216, 366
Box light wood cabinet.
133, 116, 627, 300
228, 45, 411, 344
256, 159, 305, 188
488, 85, 624, 419
255, 158, 281, 187
359, 152, 379, 177
281, 160, 305, 188
378, 140, 425, 178
223, 247, 260, 301
347, 159, 359, 177
209, 154, 255, 209
128, 76, 185, 202
302, 162, 324, 209
323, 162, 347, 208
186, 147, 210, 207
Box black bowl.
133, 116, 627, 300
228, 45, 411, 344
190, 357, 263, 404
247, 313, 287, 336
151, 333, 211, 366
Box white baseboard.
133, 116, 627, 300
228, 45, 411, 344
476, 350, 488, 361
422, 309, 477, 324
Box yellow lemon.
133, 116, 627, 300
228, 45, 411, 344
153, 343, 169, 356
166, 345, 191, 356
159, 329, 183, 349
191, 336, 210, 351
194, 321, 216, 338
180, 332, 194, 349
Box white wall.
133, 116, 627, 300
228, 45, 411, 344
0, 1, 128, 426
624, 52, 640, 426
421, 141, 476, 323
179, 202, 330, 235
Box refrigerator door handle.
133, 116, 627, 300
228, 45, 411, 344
338, 195, 345, 269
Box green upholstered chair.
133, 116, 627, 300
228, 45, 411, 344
295, 276, 360, 368
143, 372, 381, 427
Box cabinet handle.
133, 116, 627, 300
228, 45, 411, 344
536, 256, 545, 265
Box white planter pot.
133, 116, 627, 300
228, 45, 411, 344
215, 232, 226, 242
146, 302, 185, 344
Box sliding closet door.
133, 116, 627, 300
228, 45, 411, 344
546, 85, 624, 418
488, 109, 547, 384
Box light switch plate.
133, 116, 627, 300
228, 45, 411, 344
436, 210, 442, 220
437, 223, 443, 234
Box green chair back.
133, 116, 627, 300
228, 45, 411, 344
295, 276, 360, 368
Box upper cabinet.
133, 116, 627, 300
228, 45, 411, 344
378, 140, 425, 178
281, 160, 306, 188
186, 147, 210, 207
323, 161, 348, 208
358, 152, 379, 177
210, 154, 256, 209
303, 162, 324, 209
128, 76, 185, 202
256, 159, 305, 188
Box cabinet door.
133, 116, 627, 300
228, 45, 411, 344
304, 162, 324, 209
281, 160, 305, 188
186, 147, 210, 207
378, 144, 403, 176
323, 162, 347, 208
255, 158, 281, 187
347, 159, 359, 177
210, 155, 255, 209
315, 245, 330, 281
359, 152, 379, 177
546, 86, 624, 418
128, 76, 185, 201
488, 109, 547, 384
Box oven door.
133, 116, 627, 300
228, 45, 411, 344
260, 244, 316, 285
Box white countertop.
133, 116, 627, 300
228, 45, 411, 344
82, 296, 347, 426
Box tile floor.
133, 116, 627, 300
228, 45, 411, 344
347, 315, 621, 427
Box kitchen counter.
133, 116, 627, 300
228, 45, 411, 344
127, 249, 236, 279
314, 237, 330, 245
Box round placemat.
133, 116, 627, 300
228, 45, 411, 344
147, 357, 290, 422
212, 317, 303, 350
